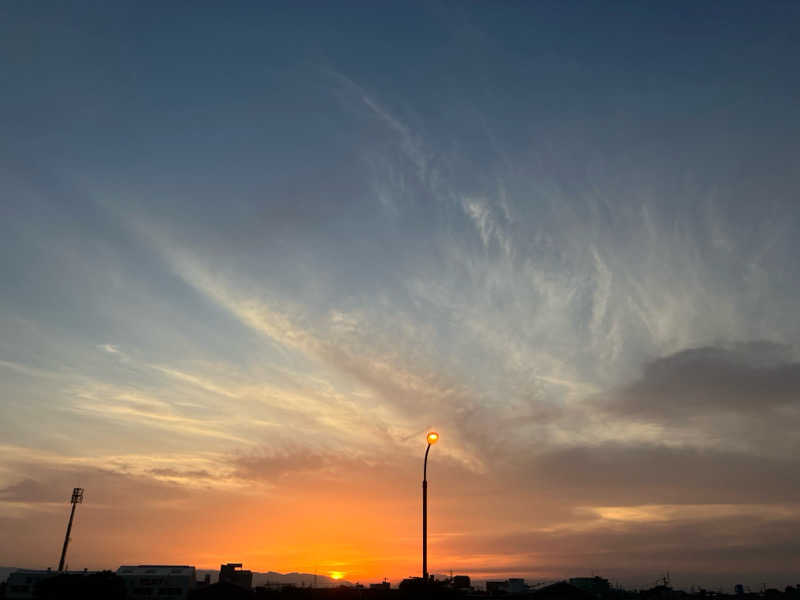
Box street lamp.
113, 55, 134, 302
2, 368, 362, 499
423, 431, 439, 582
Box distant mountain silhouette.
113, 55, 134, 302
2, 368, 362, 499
196, 569, 354, 587
1, 567, 352, 588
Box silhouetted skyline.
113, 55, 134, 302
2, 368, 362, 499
2, 1, 800, 589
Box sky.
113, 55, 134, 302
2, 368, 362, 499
1, 0, 800, 590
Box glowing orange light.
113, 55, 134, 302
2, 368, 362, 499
426, 431, 439, 444
330, 571, 345, 580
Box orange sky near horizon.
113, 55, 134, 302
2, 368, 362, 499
4, 1, 800, 591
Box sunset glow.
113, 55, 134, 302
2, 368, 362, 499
2, 1, 800, 591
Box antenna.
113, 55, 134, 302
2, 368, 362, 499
58, 488, 84, 572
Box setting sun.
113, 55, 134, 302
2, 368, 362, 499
329, 571, 345, 580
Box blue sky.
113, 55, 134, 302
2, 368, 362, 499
2, 1, 800, 587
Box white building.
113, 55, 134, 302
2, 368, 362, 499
116, 565, 196, 600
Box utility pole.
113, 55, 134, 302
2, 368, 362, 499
58, 488, 84, 572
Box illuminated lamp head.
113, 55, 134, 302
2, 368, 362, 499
426, 431, 440, 445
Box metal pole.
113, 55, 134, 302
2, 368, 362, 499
423, 443, 431, 582
58, 502, 77, 572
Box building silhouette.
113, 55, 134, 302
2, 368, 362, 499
116, 565, 196, 600
487, 579, 529, 595
5, 569, 124, 600
5, 570, 59, 599
570, 577, 612, 597
219, 563, 253, 590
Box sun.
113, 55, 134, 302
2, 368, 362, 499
329, 571, 345, 581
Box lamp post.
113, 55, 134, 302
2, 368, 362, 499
423, 431, 439, 582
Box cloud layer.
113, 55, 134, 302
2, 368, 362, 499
1, 1, 800, 589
